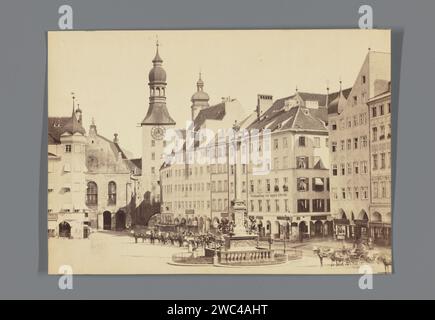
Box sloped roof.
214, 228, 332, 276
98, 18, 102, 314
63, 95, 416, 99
48, 117, 70, 144
95, 134, 128, 160
327, 88, 352, 114
129, 158, 142, 170
62, 113, 86, 136
193, 102, 226, 130
247, 92, 329, 133
141, 102, 176, 125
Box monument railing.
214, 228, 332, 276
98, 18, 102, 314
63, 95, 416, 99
219, 248, 277, 265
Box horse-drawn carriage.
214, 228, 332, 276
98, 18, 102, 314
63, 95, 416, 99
313, 243, 391, 272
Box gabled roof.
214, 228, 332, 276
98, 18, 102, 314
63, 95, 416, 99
95, 134, 128, 160
327, 88, 352, 114
193, 102, 226, 130
247, 91, 330, 133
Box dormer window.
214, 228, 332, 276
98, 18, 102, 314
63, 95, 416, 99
65, 145, 72, 153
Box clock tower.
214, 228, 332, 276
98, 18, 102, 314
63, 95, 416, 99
140, 41, 176, 213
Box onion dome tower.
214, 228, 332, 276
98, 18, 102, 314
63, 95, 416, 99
191, 72, 210, 121
141, 41, 175, 125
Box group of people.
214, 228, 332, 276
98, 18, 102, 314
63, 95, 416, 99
133, 229, 222, 251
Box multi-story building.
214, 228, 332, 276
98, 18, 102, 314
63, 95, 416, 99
160, 73, 247, 233
84, 120, 137, 230
161, 87, 342, 240
48, 100, 139, 237
328, 50, 391, 242
245, 92, 333, 240
368, 81, 392, 245
48, 106, 88, 238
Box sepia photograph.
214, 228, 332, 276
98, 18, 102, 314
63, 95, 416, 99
47, 29, 392, 274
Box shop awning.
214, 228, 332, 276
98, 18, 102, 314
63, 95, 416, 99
314, 178, 324, 185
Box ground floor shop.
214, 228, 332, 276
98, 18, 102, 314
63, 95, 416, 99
333, 207, 391, 246
47, 212, 89, 239
158, 211, 333, 242
369, 205, 392, 246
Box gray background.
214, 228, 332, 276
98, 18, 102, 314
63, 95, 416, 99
0, 0, 433, 299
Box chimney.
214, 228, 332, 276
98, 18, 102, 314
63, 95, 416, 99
256, 94, 273, 120
113, 133, 119, 144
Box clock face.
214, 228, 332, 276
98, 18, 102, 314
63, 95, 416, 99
151, 126, 165, 140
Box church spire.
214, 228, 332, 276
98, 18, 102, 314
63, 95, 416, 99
197, 71, 204, 91
152, 39, 163, 65
71, 92, 76, 114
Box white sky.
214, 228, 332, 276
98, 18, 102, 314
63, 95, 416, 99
48, 29, 390, 157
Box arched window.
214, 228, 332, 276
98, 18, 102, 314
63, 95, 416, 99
86, 182, 98, 205
108, 181, 116, 205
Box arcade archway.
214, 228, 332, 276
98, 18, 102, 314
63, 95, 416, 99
115, 210, 126, 230
59, 221, 71, 238
103, 211, 112, 230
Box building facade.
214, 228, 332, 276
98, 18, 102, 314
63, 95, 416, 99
368, 82, 392, 245
328, 51, 391, 242
48, 100, 138, 237
160, 87, 340, 240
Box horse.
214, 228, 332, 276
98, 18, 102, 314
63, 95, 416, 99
377, 254, 392, 273
312, 247, 330, 267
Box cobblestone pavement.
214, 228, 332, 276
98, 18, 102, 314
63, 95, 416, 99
48, 231, 391, 274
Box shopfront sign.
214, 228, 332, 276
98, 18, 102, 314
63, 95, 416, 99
311, 215, 327, 221
48, 213, 58, 221
277, 216, 290, 220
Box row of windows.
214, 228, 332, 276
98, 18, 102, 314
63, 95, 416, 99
331, 112, 368, 131
331, 136, 368, 152
165, 182, 210, 194
372, 180, 391, 199
249, 177, 288, 193
372, 124, 391, 141
164, 175, 330, 197
85, 181, 116, 205
331, 187, 369, 201
165, 198, 331, 214
332, 161, 369, 176
248, 199, 330, 213
372, 152, 391, 170
272, 136, 326, 150
163, 154, 319, 180
166, 200, 212, 211
371, 103, 391, 118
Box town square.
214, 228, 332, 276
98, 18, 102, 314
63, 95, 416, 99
47, 30, 392, 274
